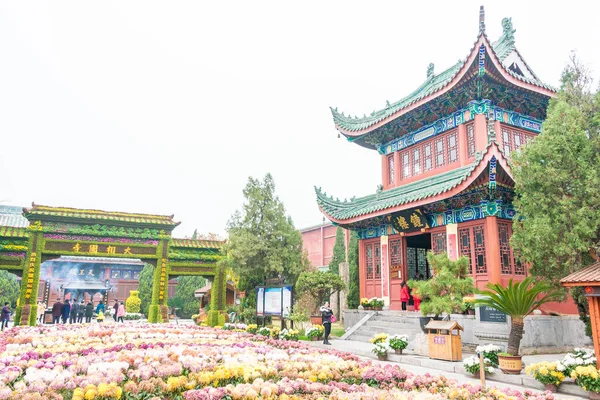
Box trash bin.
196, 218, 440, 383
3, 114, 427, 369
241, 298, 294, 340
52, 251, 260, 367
424, 320, 463, 361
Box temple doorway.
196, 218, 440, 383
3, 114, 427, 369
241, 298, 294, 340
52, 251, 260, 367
405, 233, 432, 281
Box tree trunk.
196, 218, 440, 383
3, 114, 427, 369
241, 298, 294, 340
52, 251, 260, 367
508, 317, 524, 356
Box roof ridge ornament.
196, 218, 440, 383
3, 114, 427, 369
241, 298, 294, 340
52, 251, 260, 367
427, 63, 435, 79
501, 17, 516, 45
479, 5, 486, 34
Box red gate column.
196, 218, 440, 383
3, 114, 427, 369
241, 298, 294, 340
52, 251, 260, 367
485, 216, 501, 284
446, 223, 458, 261
380, 235, 390, 308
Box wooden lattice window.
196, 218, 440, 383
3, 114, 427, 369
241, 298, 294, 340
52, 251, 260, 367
467, 124, 476, 157
435, 137, 445, 167
502, 128, 512, 155
473, 225, 487, 274
515, 257, 526, 275
402, 151, 411, 179
388, 155, 395, 185
432, 232, 447, 254
499, 223, 512, 274
366, 243, 374, 279
424, 143, 433, 171
412, 147, 422, 175
390, 238, 402, 267
447, 132, 458, 163
374, 244, 381, 279
459, 228, 472, 274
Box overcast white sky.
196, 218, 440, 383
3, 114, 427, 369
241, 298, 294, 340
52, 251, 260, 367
1, 1, 599, 238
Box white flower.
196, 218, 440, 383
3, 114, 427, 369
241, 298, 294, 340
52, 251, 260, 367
488, 367, 495, 373
557, 363, 565, 372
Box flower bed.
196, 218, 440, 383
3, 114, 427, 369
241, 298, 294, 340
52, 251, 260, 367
0, 324, 557, 399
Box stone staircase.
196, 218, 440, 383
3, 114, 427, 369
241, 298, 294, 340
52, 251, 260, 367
343, 311, 426, 350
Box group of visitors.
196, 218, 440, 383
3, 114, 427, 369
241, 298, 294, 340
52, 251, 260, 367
49, 299, 106, 324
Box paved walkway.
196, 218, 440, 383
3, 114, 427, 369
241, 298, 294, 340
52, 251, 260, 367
306, 339, 585, 399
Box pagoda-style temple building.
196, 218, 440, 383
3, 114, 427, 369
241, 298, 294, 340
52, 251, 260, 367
316, 8, 563, 311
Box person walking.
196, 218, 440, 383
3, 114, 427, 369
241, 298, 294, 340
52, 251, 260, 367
400, 281, 410, 311
77, 300, 85, 323
1, 302, 11, 331
69, 300, 79, 324
320, 302, 333, 345
113, 300, 119, 322
85, 302, 94, 323
117, 301, 126, 323
412, 288, 421, 312
61, 299, 71, 324
52, 299, 63, 324
37, 301, 46, 324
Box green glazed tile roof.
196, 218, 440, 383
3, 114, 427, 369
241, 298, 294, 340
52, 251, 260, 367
0, 226, 28, 238
332, 19, 555, 134
24, 204, 179, 227
316, 158, 482, 221
171, 239, 224, 249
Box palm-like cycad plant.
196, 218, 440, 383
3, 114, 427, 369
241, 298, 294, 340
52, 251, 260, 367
475, 277, 563, 356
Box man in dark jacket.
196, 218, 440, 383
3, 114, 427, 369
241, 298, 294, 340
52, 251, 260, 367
113, 300, 119, 321
69, 300, 79, 324
77, 300, 85, 323
85, 302, 94, 323
1, 302, 11, 331
320, 302, 333, 345
51, 299, 63, 324
61, 299, 71, 324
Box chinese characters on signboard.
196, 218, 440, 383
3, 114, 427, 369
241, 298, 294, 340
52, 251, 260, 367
390, 209, 429, 233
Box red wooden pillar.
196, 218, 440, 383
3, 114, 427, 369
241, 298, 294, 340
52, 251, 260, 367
380, 235, 390, 307
474, 114, 488, 153
587, 296, 600, 369
393, 151, 401, 186
358, 239, 366, 300
381, 155, 389, 189
485, 216, 501, 284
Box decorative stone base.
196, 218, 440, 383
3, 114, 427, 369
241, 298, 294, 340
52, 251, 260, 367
412, 333, 429, 356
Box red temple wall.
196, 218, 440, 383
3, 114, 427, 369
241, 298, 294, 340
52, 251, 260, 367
301, 223, 349, 269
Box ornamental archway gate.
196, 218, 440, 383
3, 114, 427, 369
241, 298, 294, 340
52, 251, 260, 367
0, 204, 226, 326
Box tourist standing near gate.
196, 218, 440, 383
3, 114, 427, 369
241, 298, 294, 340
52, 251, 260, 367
113, 300, 119, 322
69, 300, 79, 324
52, 299, 63, 324
95, 301, 105, 315
37, 301, 46, 324
1, 302, 11, 331
61, 300, 71, 324
85, 302, 94, 323
77, 300, 85, 323
320, 302, 333, 345
117, 301, 125, 323
400, 281, 410, 311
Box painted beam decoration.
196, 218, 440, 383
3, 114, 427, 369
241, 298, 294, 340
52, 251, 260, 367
378, 99, 543, 155
390, 209, 429, 234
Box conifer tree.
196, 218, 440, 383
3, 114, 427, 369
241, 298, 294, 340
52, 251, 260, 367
346, 232, 360, 309
329, 227, 346, 274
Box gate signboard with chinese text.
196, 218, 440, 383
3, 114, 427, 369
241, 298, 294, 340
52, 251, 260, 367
390, 209, 430, 234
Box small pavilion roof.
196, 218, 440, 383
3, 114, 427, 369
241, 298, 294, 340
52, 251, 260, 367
24, 204, 180, 228
316, 141, 511, 224
331, 8, 556, 148
561, 262, 600, 287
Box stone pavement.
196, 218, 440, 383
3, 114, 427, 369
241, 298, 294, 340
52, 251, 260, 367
307, 339, 586, 399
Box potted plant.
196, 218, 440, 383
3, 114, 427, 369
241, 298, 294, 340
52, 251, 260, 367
462, 296, 475, 315
408, 253, 475, 332
369, 333, 389, 345
463, 355, 496, 377
371, 341, 391, 361
296, 271, 345, 324
306, 325, 324, 341
561, 348, 597, 376
388, 334, 409, 354
246, 324, 258, 334
278, 329, 299, 341
369, 298, 384, 311
475, 277, 562, 374
257, 326, 271, 337
526, 361, 566, 392
360, 298, 371, 310
571, 365, 600, 399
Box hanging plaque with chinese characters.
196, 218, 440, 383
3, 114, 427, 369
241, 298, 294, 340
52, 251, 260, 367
390, 209, 430, 233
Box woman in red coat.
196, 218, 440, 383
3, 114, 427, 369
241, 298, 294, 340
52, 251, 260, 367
400, 281, 410, 311
412, 288, 421, 311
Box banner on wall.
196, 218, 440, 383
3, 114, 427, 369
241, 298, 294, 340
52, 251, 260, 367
390, 209, 429, 233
